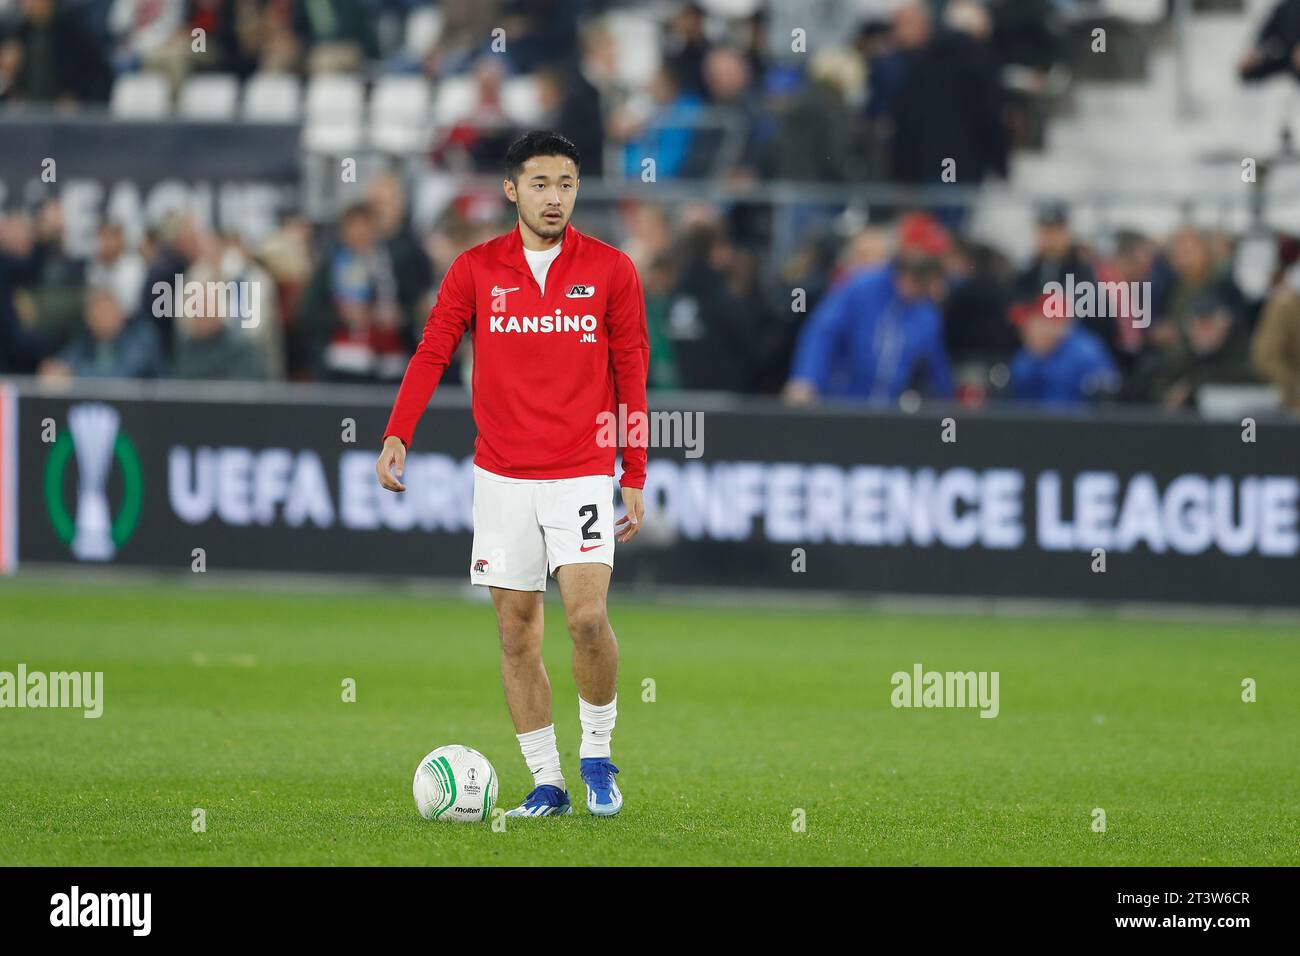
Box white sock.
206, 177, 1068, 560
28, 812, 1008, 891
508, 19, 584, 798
579, 695, 617, 759
516, 724, 565, 790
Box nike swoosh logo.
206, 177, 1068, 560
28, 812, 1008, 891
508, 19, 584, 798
579, 544, 604, 552
490, 285, 519, 296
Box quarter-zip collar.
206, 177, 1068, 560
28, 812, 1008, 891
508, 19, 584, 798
501, 221, 579, 293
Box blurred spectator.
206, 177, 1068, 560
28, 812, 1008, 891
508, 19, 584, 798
1008, 295, 1118, 407
942, 237, 1017, 368
258, 211, 314, 378
887, 0, 1007, 208
662, 218, 758, 391
1251, 262, 1300, 411
1151, 227, 1245, 350
248, 0, 301, 73
769, 47, 865, 183
423, 0, 501, 78
187, 0, 259, 78
434, 55, 516, 171
662, 2, 710, 98
298, 202, 407, 383
574, 18, 631, 121
1133, 294, 1255, 410
5, 0, 111, 105
214, 231, 284, 380
39, 287, 162, 380
689, 45, 769, 180
749, 228, 844, 395
107, 0, 185, 77
845, 224, 895, 270
28, 196, 81, 287
611, 66, 703, 180
620, 202, 673, 277
1239, 0, 1300, 82
988, 0, 1064, 74
0, 211, 50, 371
987, 0, 1064, 149
642, 251, 679, 389
172, 262, 266, 380
294, 0, 378, 74
1014, 202, 1109, 347
536, 62, 604, 178
737, 9, 769, 87
1094, 230, 1160, 371
864, 13, 911, 124
784, 213, 955, 404
499, 0, 578, 75
768, 47, 867, 264
366, 171, 433, 345
0, 34, 18, 103
86, 221, 145, 318
0, 290, 47, 371
14, 197, 84, 350
141, 211, 203, 357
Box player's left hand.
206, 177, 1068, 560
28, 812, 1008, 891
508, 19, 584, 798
616, 487, 644, 544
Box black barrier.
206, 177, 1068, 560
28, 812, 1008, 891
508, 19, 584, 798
4, 381, 1298, 607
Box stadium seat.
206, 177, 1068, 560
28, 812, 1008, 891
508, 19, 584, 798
178, 74, 239, 120
369, 75, 432, 154
109, 72, 170, 119
501, 75, 543, 126
242, 72, 302, 122
696, 0, 762, 15
1101, 0, 1164, 23
303, 74, 365, 154
432, 75, 477, 127
603, 12, 661, 88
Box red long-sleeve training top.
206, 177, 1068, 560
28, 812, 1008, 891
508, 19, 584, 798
383, 222, 650, 488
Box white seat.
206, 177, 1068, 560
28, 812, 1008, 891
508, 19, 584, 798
501, 75, 542, 126
697, 0, 762, 15
302, 73, 365, 154
178, 73, 239, 120
1101, 0, 1164, 23
603, 12, 660, 88
242, 72, 302, 122
110, 72, 171, 119
369, 74, 432, 153
432, 75, 477, 126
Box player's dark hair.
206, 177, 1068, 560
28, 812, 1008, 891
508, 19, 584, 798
505, 130, 581, 182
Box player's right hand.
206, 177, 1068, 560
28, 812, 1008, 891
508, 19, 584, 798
376, 435, 407, 493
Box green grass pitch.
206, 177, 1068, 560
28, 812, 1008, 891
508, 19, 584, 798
1, 579, 1297, 866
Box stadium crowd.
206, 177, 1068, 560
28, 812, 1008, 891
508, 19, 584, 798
3, 0, 1300, 414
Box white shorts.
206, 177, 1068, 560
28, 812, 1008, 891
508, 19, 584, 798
470, 466, 616, 591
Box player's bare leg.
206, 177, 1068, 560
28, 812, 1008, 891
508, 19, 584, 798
555, 563, 618, 704
490, 586, 550, 731
556, 563, 623, 815
492, 586, 570, 816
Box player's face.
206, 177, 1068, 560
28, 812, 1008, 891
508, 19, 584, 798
505, 155, 579, 242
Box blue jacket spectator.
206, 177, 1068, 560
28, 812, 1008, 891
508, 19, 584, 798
1009, 320, 1118, 406
618, 69, 703, 180
787, 260, 955, 402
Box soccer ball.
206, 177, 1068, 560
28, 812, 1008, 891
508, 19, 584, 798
413, 745, 498, 823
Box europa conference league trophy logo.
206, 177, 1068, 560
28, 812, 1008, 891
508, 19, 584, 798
44, 403, 143, 561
